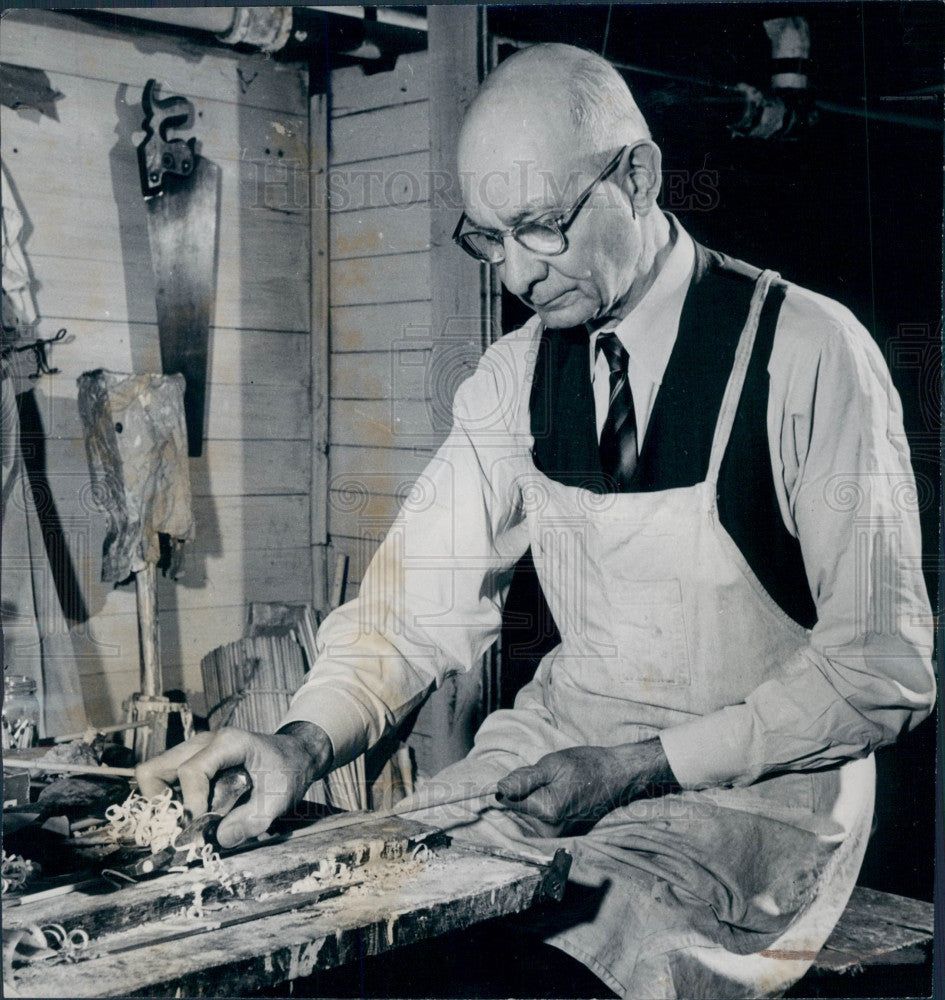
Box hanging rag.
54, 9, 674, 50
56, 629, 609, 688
1, 162, 87, 736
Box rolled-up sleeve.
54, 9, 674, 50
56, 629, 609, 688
661, 289, 936, 789
280, 338, 532, 765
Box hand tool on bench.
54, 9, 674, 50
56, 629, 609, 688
2, 776, 132, 837
107, 765, 254, 881
109, 765, 501, 883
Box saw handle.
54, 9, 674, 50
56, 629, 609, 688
138, 79, 197, 197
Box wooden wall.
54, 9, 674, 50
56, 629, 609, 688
326, 21, 491, 778
326, 53, 436, 597
1, 11, 312, 723
328, 52, 473, 776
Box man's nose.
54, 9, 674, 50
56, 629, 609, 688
499, 236, 547, 298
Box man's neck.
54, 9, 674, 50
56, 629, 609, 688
590, 210, 674, 331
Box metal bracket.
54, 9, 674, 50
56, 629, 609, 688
538, 848, 571, 902
452, 840, 572, 903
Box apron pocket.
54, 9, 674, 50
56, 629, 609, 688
702, 771, 816, 815
609, 579, 692, 687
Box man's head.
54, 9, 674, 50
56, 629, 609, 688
457, 44, 665, 328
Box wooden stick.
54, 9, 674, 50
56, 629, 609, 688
282, 785, 499, 841
136, 562, 162, 699
54, 721, 152, 743
329, 553, 349, 610
102, 882, 366, 954
2, 760, 137, 778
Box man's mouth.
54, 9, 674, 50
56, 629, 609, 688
533, 289, 577, 309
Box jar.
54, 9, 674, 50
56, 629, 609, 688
2, 674, 40, 749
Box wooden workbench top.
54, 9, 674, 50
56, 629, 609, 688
4, 814, 563, 997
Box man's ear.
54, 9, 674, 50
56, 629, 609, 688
622, 140, 663, 215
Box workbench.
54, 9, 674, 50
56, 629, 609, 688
3, 814, 569, 998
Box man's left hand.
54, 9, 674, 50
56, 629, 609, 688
495, 738, 676, 826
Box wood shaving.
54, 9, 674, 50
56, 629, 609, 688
103, 789, 185, 853
37, 924, 89, 964
3, 924, 53, 988
180, 882, 224, 921
284, 860, 352, 897
1, 851, 35, 895
171, 852, 238, 919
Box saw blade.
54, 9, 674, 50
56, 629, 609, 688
144, 156, 220, 457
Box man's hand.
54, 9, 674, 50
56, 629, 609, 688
135, 722, 333, 848
495, 738, 676, 827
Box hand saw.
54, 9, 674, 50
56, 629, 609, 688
137, 79, 220, 457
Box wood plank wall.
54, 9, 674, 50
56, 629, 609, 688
1, 11, 312, 724
329, 52, 472, 776
328, 25, 496, 778
327, 53, 436, 596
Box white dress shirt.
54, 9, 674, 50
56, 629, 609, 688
282, 220, 934, 791
590, 220, 696, 443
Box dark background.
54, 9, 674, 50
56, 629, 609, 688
493, 2, 942, 905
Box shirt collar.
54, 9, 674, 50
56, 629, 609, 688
590, 216, 695, 385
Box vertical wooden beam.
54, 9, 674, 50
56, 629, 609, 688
428, 5, 487, 356
135, 563, 162, 698
310, 87, 330, 610
413, 6, 489, 775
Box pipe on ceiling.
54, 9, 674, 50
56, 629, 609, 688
110, 7, 293, 53
108, 6, 415, 63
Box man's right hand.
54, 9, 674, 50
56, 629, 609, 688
135, 722, 334, 848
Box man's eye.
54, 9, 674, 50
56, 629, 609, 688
518, 219, 558, 235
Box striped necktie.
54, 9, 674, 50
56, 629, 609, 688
597, 331, 638, 490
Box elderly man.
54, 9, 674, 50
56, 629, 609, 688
140, 43, 935, 998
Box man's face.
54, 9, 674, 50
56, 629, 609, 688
458, 95, 640, 328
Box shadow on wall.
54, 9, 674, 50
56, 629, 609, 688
17, 357, 91, 626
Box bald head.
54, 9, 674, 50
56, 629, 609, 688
456, 44, 667, 329
461, 44, 650, 163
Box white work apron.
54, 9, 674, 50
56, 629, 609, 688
415, 270, 874, 998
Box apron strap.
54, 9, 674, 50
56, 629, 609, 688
705, 268, 780, 487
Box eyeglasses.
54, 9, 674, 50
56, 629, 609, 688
452, 146, 628, 264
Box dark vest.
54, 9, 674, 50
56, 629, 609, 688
527, 243, 817, 631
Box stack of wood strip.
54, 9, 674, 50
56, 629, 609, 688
289, 606, 369, 811
201, 601, 413, 812
201, 636, 306, 735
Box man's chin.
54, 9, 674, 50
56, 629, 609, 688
534, 294, 595, 328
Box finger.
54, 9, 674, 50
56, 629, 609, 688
215, 759, 306, 847
216, 792, 278, 848
496, 764, 548, 802
501, 785, 559, 823
135, 732, 215, 799
177, 730, 254, 821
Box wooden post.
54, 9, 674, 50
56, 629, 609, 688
428, 6, 486, 356
412, 6, 490, 776
131, 560, 173, 761
135, 562, 162, 698
310, 86, 331, 612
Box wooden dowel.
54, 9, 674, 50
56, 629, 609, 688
2, 760, 137, 778
135, 562, 162, 698
330, 553, 349, 609
54, 721, 152, 743
298, 785, 499, 839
